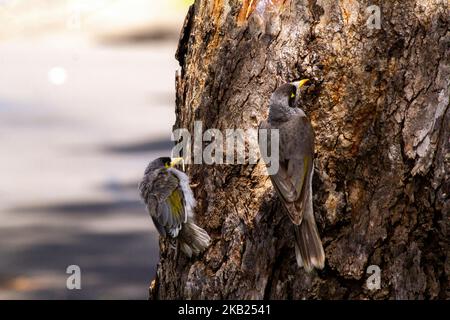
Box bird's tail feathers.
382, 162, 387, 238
179, 217, 211, 257
294, 212, 325, 272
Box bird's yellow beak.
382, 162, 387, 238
296, 79, 310, 89
170, 157, 185, 171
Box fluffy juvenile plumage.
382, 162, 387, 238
139, 157, 210, 257
260, 80, 325, 272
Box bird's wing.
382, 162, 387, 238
267, 115, 314, 225
147, 170, 187, 238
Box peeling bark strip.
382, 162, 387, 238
237, 0, 287, 24
151, 0, 449, 299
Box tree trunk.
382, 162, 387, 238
150, 0, 449, 299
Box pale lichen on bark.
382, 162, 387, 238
150, 0, 449, 299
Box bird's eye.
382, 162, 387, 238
288, 90, 296, 107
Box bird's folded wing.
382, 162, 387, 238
153, 171, 187, 237
268, 116, 314, 225
269, 155, 311, 224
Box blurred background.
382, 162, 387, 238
0, 0, 191, 299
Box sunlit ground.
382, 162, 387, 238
0, 0, 189, 299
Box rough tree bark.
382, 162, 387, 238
150, 0, 449, 299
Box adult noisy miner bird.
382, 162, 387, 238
260, 79, 325, 272
139, 157, 211, 257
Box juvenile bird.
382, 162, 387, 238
260, 80, 325, 272
139, 157, 211, 257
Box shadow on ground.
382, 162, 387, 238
102, 138, 173, 154
0, 195, 159, 299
